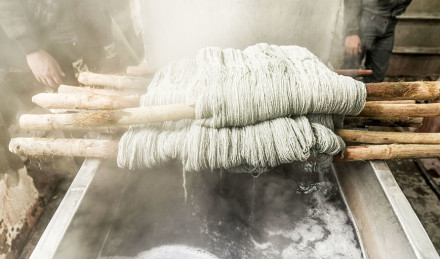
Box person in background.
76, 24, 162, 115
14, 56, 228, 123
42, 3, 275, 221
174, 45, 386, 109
343, 0, 412, 83
0, 0, 120, 88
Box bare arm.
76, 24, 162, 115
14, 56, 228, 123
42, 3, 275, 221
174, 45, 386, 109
26, 50, 65, 88
0, 0, 65, 87
344, 0, 362, 56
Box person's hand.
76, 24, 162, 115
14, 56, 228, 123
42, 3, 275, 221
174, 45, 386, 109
26, 49, 65, 88
345, 35, 361, 56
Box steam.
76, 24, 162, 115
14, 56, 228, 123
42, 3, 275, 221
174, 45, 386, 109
139, 0, 344, 67
86, 162, 363, 259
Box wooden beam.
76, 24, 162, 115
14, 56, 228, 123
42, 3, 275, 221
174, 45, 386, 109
78, 72, 148, 90
336, 144, 440, 161
19, 104, 196, 130
10, 138, 440, 162
333, 69, 373, 77
359, 103, 440, 117
337, 129, 440, 144
366, 81, 440, 101
32, 93, 140, 110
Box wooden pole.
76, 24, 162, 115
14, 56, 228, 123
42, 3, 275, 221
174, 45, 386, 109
366, 81, 440, 101
335, 144, 440, 161
78, 72, 149, 90
19, 103, 196, 130
359, 103, 440, 117
333, 69, 373, 77
9, 138, 440, 161
367, 100, 415, 104
80, 72, 440, 102
126, 66, 157, 77
32, 93, 140, 110
58, 85, 140, 96
20, 101, 440, 130
9, 138, 118, 158
127, 67, 373, 77
36, 90, 417, 110
337, 129, 440, 144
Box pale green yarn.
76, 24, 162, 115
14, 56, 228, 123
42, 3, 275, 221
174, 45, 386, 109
117, 44, 366, 172
193, 44, 366, 128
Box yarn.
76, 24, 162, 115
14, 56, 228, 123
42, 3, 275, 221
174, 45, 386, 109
117, 44, 366, 172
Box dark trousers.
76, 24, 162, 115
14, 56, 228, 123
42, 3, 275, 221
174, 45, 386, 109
343, 12, 397, 83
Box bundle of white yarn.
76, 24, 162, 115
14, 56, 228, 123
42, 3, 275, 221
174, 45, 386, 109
117, 43, 366, 172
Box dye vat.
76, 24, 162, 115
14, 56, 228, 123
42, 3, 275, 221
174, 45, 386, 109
31, 160, 438, 259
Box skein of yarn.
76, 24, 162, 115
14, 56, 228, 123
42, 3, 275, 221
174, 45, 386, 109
117, 43, 366, 172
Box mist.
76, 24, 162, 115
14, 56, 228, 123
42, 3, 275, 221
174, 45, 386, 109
0, 0, 365, 258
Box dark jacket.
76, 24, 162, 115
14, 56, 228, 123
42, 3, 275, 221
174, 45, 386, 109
0, 0, 112, 55
344, 0, 412, 36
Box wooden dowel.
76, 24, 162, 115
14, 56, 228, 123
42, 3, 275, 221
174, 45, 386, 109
335, 144, 440, 161
19, 101, 440, 130
366, 81, 440, 101
77, 70, 440, 101
333, 69, 373, 77
78, 72, 149, 90
359, 103, 440, 117
367, 100, 415, 104
126, 66, 157, 77
344, 116, 423, 128
130, 66, 358, 78
35, 90, 420, 110
9, 138, 440, 161
32, 93, 140, 110
19, 103, 196, 130
337, 129, 440, 144
9, 138, 118, 158
58, 85, 140, 96
80, 72, 440, 102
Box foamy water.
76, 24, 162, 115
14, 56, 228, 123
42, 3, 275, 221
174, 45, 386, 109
102, 245, 219, 259
90, 162, 363, 259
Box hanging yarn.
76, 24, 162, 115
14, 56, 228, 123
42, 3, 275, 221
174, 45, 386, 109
117, 43, 366, 172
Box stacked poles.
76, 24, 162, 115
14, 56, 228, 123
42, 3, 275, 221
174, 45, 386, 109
9, 71, 440, 161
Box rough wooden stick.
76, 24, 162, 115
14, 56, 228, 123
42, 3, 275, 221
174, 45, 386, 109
344, 116, 423, 128
80, 70, 440, 101
79, 72, 440, 102
32, 93, 140, 110
367, 100, 415, 104
21, 101, 440, 131
126, 66, 157, 77
333, 69, 373, 77
58, 85, 140, 96
337, 129, 440, 144
359, 103, 440, 117
9, 138, 440, 161
35, 91, 420, 110
18, 102, 438, 130
366, 81, 440, 101
78, 72, 148, 90
126, 67, 374, 77
9, 138, 118, 158
19, 103, 196, 130
335, 144, 440, 161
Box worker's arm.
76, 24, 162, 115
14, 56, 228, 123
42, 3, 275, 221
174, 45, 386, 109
0, 0, 65, 88
344, 0, 362, 56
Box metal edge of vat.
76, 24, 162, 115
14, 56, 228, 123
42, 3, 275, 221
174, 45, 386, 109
334, 161, 439, 259
30, 158, 102, 259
